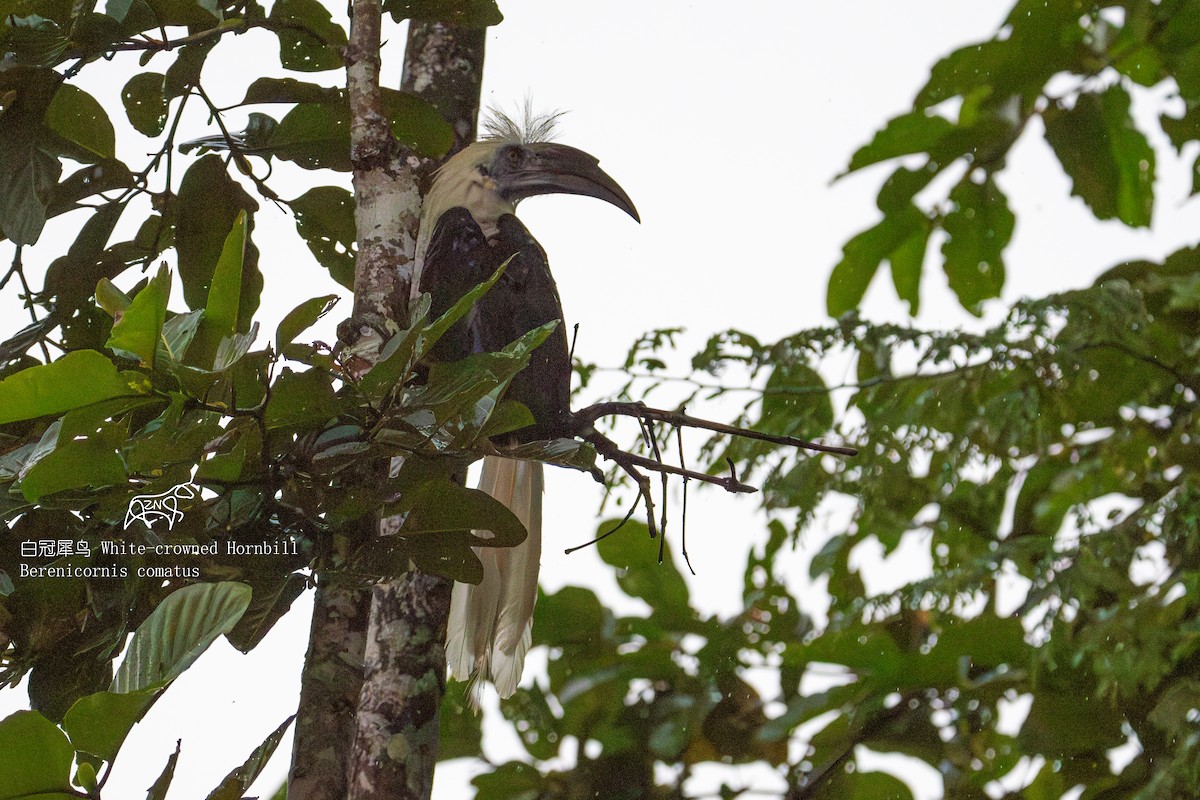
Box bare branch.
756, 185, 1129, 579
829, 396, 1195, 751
576, 400, 859, 457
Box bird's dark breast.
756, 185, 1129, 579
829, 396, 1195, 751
419, 208, 571, 441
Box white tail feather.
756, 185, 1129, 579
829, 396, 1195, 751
445, 456, 542, 709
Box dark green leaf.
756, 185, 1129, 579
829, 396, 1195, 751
44, 83, 114, 160
238, 76, 341, 105
175, 155, 259, 313
19, 418, 127, 500
383, 0, 501, 27
110, 582, 252, 693
163, 40, 213, 98
205, 715, 295, 800
69, 11, 125, 54
0, 711, 75, 799
759, 361, 832, 436
269, 0, 347, 72
121, 71, 167, 136
146, 740, 181, 800
276, 294, 339, 351
265, 366, 338, 429
0, 142, 61, 245
0, 14, 69, 66
1020, 690, 1125, 756
291, 186, 355, 287
226, 573, 307, 653
398, 478, 527, 547
43, 199, 125, 311
940, 175, 1013, 314
1044, 85, 1155, 227
1174, 43, 1200, 101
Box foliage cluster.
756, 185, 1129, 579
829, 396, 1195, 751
1, 0, 1199, 798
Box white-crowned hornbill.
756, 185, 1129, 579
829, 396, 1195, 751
414, 114, 638, 704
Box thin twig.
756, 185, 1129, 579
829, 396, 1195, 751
677, 424, 695, 576
639, 417, 668, 563
585, 431, 660, 541
576, 401, 859, 457
564, 494, 641, 555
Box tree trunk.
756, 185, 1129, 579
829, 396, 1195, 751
288, 5, 485, 798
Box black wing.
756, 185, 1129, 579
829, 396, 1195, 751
419, 206, 488, 363
418, 208, 571, 441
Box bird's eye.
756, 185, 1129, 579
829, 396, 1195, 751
505, 147, 524, 167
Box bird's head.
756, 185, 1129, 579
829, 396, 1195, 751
420, 109, 639, 244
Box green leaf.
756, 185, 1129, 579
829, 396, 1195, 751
61, 688, 162, 762
836, 769, 914, 800
1174, 43, 1200, 102
596, 519, 691, 618
105, 262, 170, 366
0, 349, 147, 424
175, 155, 259, 314
276, 294, 338, 351
265, 366, 338, 429
397, 478, 527, 547
940, 175, 1013, 314
826, 204, 927, 316
44, 83, 114, 160
163, 40, 212, 98
159, 309, 205, 364
841, 110, 955, 176
226, 572, 307, 653
0, 14, 69, 66
204, 715, 295, 800
1044, 85, 1155, 227
1020, 690, 1125, 756
0, 141, 61, 245
69, 12, 125, 55
43, 199, 125, 311
73, 761, 97, 793
759, 361, 832, 436
188, 209, 248, 365
269, 0, 347, 72
121, 71, 167, 136
19, 421, 127, 500
267, 89, 450, 169
95, 277, 132, 316
0, 711, 76, 799
440, 679, 484, 760
110, 582, 252, 693
291, 185, 355, 287
503, 438, 597, 473
142, 0, 220, 28
146, 740, 181, 800
383, 0, 502, 27
472, 760, 543, 800
238, 76, 341, 105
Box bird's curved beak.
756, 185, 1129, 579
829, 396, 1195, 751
506, 142, 640, 223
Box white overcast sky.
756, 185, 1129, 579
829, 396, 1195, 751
4, 1, 1200, 797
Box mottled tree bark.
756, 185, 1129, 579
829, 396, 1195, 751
291, 7, 486, 800
288, 576, 371, 800
341, 14, 486, 800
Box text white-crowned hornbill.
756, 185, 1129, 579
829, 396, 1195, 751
414, 113, 638, 704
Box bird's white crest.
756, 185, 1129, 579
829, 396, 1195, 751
481, 99, 565, 145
